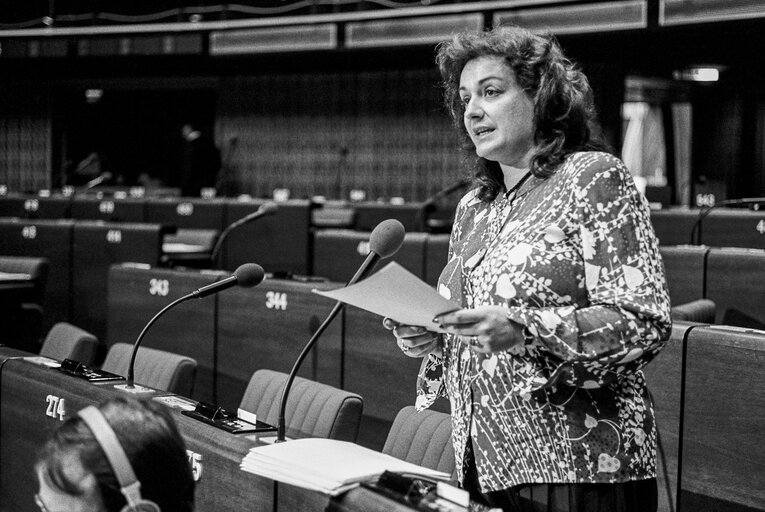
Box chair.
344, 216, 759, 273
39, 322, 98, 365
239, 369, 363, 442
382, 406, 455, 476
670, 298, 716, 323
101, 343, 197, 397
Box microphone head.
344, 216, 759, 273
234, 263, 265, 288
369, 219, 406, 258
258, 202, 279, 215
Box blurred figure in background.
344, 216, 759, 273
179, 123, 221, 197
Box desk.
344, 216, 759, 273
0, 349, 418, 512
0, 219, 74, 330
0, 351, 272, 512
0, 277, 34, 304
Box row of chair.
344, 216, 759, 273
39, 317, 764, 512
0, 216, 452, 341
36, 323, 455, 475
13, 263, 443, 452
4, 192, 764, 248
0, 192, 436, 237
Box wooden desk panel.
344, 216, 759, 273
216, 278, 343, 411
0, 195, 71, 220
642, 321, 695, 512
681, 326, 765, 511
107, 265, 227, 404
706, 247, 765, 329
171, 411, 273, 512
659, 245, 708, 306
313, 230, 427, 283
649, 208, 698, 246
145, 198, 227, 231
70, 197, 146, 222
700, 209, 765, 249
71, 221, 164, 344
353, 203, 423, 233
222, 199, 312, 276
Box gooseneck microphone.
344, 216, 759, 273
210, 202, 278, 267
416, 178, 471, 231
81, 171, 113, 191
125, 263, 265, 389
689, 197, 765, 244
275, 219, 406, 442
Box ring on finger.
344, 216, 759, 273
399, 340, 410, 352
469, 335, 480, 347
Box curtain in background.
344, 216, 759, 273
621, 102, 668, 195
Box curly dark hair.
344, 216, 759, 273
436, 25, 607, 201
36, 396, 195, 512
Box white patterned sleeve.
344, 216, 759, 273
507, 155, 671, 389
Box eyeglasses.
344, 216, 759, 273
34, 493, 51, 512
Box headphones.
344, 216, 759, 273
77, 406, 161, 512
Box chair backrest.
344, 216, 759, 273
39, 322, 98, 365
239, 369, 363, 442
101, 342, 197, 397
382, 406, 455, 476
670, 298, 716, 323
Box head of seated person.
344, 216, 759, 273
34, 396, 194, 512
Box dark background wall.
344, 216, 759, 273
2, 1, 765, 202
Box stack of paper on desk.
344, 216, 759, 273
240, 438, 450, 496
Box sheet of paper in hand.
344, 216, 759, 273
313, 262, 460, 333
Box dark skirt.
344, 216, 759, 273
462, 443, 658, 512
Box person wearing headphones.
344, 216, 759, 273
34, 396, 194, 512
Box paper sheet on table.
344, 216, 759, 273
313, 262, 460, 333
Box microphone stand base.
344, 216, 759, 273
113, 383, 156, 394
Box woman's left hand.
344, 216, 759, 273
434, 306, 523, 353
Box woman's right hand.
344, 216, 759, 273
383, 317, 441, 358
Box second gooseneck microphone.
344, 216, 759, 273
210, 202, 278, 267
275, 218, 406, 442
125, 263, 265, 389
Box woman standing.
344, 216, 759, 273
386, 26, 671, 511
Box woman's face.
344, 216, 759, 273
36, 461, 105, 512
459, 55, 536, 169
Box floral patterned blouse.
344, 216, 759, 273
416, 151, 671, 492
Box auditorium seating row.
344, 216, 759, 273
0, 191, 440, 236
0, 347, 430, 512
104, 263, 450, 451
660, 245, 765, 329
0, 215, 452, 343
650, 207, 765, 249
3, 192, 765, 249
3, 319, 762, 512
643, 321, 765, 512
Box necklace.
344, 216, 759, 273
503, 171, 533, 200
